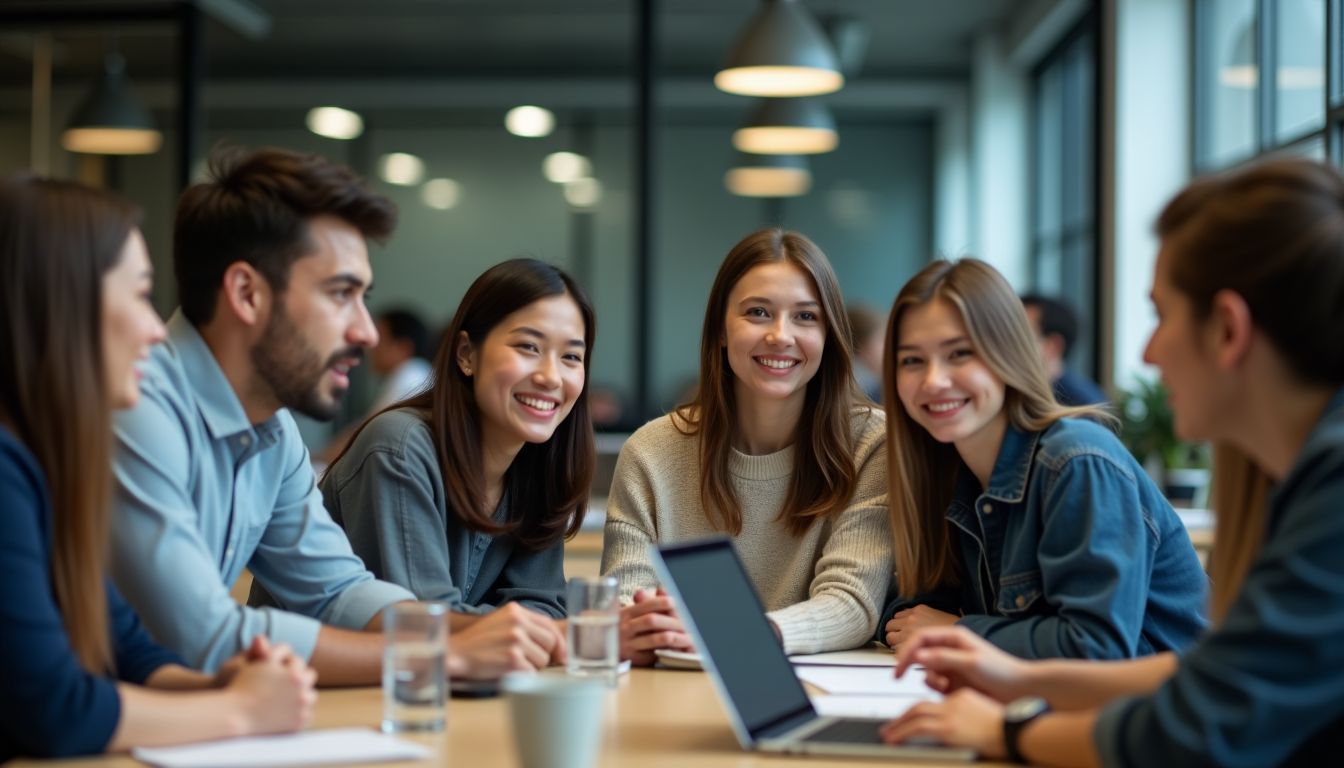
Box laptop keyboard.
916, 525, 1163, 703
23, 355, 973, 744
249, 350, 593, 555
801, 718, 887, 744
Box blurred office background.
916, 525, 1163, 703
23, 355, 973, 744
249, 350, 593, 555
0, 0, 1332, 451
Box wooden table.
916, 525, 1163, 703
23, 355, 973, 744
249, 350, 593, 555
13, 668, 1008, 767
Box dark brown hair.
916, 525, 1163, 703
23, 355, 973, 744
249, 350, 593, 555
1155, 157, 1344, 622
883, 259, 1110, 596
676, 228, 866, 536
0, 175, 140, 673
331, 259, 595, 550
174, 145, 397, 325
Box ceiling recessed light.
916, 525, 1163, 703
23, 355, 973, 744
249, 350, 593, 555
305, 106, 364, 140
543, 152, 592, 183
505, 105, 555, 138
421, 178, 462, 210
379, 152, 425, 186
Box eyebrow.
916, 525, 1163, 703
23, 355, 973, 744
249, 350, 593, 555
896, 336, 970, 351
511, 326, 586, 349
321, 273, 369, 290
738, 296, 820, 308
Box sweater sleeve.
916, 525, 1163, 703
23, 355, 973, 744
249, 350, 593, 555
767, 411, 895, 654
599, 428, 664, 603
0, 440, 121, 759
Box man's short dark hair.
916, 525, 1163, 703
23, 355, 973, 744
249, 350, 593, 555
173, 146, 397, 325
378, 307, 431, 360
1020, 294, 1080, 358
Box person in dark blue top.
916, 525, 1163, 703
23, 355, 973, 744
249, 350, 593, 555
879, 157, 1344, 767
878, 258, 1207, 660
0, 175, 315, 759
1021, 294, 1108, 407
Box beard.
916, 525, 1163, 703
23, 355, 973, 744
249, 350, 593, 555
251, 300, 362, 421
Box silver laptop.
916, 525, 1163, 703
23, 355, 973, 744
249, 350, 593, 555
651, 537, 976, 762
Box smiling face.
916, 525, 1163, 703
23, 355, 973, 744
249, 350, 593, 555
101, 229, 167, 409
460, 293, 587, 456
723, 261, 826, 409
894, 296, 1008, 460
250, 215, 378, 420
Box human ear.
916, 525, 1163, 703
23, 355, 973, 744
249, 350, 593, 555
455, 330, 477, 377
220, 262, 270, 328
1209, 289, 1254, 370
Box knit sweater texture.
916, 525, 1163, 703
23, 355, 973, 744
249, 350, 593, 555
600, 407, 893, 654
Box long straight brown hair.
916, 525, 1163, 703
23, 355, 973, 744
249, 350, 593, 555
675, 228, 866, 536
0, 176, 140, 673
1155, 157, 1344, 623
331, 258, 595, 551
882, 259, 1111, 597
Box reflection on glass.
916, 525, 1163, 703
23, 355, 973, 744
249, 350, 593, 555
1203, 0, 1258, 168
1276, 0, 1325, 142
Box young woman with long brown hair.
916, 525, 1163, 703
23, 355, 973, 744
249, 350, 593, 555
320, 259, 593, 664
0, 176, 315, 760
877, 258, 1206, 660
880, 158, 1344, 766
601, 228, 892, 659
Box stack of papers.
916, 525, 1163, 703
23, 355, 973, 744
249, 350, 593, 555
132, 728, 432, 768
791, 648, 938, 720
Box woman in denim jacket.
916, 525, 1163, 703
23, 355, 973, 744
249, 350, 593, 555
879, 258, 1207, 660
879, 158, 1344, 766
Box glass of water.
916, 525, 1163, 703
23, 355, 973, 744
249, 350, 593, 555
566, 576, 620, 686
382, 601, 449, 733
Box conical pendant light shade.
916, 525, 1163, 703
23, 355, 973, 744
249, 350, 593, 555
62, 54, 163, 155
732, 97, 837, 154
724, 153, 812, 197
715, 0, 844, 97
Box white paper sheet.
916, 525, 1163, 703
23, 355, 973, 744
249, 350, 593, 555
810, 694, 930, 719
788, 647, 896, 667
794, 665, 935, 697
132, 728, 432, 768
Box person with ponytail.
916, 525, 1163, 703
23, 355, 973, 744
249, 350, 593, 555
880, 157, 1344, 766
0, 177, 314, 760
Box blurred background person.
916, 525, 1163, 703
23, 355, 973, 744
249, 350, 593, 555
848, 304, 886, 403
1020, 294, 1107, 407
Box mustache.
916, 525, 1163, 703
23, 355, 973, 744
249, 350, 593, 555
325, 347, 366, 367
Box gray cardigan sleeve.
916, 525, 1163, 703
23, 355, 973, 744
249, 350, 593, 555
322, 411, 470, 609
322, 409, 567, 618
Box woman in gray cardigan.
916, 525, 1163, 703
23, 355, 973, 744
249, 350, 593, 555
321, 259, 595, 622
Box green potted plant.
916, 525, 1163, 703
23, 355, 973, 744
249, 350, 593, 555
1118, 375, 1211, 507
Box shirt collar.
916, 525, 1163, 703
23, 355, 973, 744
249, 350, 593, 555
166, 310, 256, 441
981, 423, 1038, 503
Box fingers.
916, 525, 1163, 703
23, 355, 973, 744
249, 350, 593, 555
622, 596, 678, 619
622, 610, 684, 636
894, 626, 969, 676
631, 588, 658, 604
248, 634, 272, 660
624, 630, 691, 652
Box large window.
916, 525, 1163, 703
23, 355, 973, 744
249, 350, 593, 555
1031, 15, 1098, 382
1195, 0, 1329, 169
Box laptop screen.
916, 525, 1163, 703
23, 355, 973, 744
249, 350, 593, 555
656, 538, 816, 738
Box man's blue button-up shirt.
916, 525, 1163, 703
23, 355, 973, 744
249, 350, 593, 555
110, 311, 414, 671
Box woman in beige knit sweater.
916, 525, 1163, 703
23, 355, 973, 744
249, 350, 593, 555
601, 229, 893, 661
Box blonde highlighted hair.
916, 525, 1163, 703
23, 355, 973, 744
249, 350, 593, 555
882, 259, 1112, 597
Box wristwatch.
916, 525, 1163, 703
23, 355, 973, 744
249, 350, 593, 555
1002, 696, 1050, 764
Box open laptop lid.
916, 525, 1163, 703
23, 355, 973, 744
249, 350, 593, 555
651, 537, 820, 748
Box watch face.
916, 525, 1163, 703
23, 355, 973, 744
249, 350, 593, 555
1005, 696, 1049, 723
